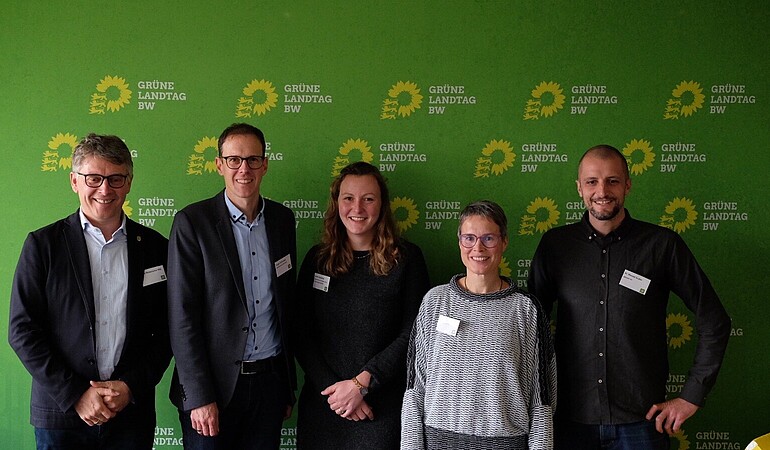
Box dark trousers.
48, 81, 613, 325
179, 370, 288, 450
34, 405, 154, 450
555, 419, 670, 450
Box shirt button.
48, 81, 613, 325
600, 300, 605, 305
602, 249, 607, 254
598, 379, 603, 384
601, 274, 606, 278
599, 352, 604, 357
253, 276, 257, 280
599, 327, 604, 332
252, 252, 256, 255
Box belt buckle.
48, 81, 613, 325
240, 360, 257, 375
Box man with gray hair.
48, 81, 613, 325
9, 133, 171, 449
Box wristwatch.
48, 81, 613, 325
351, 376, 369, 396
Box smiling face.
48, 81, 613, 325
576, 151, 631, 234
459, 215, 508, 278
70, 156, 132, 235
337, 174, 382, 250
216, 133, 267, 209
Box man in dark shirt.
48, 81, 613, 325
528, 144, 730, 449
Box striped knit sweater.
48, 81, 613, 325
401, 275, 556, 450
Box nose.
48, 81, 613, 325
97, 180, 113, 194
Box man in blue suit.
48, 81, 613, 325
168, 123, 297, 449
9, 133, 171, 449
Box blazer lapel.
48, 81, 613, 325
62, 212, 97, 337
214, 192, 248, 309
123, 219, 144, 350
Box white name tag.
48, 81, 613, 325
274, 254, 292, 277
143, 265, 167, 287
436, 314, 460, 336
312, 273, 331, 292
619, 269, 651, 295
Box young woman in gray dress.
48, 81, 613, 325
295, 162, 430, 449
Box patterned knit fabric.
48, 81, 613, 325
401, 275, 556, 450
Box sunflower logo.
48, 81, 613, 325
89, 75, 132, 114
667, 313, 694, 349
391, 197, 419, 232
498, 257, 513, 278
122, 200, 133, 218
235, 79, 279, 118
518, 197, 560, 235
474, 139, 516, 178
670, 430, 690, 450
381, 81, 423, 119
663, 81, 705, 120
42, 133, 79, 172
187, 137, 219, 175
659, 197, 698, 234
523, 81, 565, 120
331, 138, 375, 176
622, 139, 656, 175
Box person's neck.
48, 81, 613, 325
588, 210, 625, 237
462, 273, 503, 294
227, 192, 261, 222
347, 234, 373, 251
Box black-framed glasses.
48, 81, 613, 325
459, 233, 502, 248
76, 172, 130, 188
220, 155, 265, 170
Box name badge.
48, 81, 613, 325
143, 265, 167, 287
436, 314, 460, 336
275, 254, 292, 277
313, 273, 331, 292
619, 269, 651, 295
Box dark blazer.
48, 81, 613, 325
167, 190, 297, 412
8, 211, 171, 429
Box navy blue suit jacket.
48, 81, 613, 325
8, 211, 171, 428
167, 191, 297, 411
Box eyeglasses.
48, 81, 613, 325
76, 172, 130, 188
459, 233, 503, 248
220, 155, 265, 170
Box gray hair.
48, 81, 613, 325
71, 133, 133, 176
457, 200, 508, 238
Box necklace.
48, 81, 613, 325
354, 252, 370, 260
462, 276, 504, 293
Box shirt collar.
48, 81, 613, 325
580, 209, 634, 240
78, 209, 127, 238
224, 191, 265, 225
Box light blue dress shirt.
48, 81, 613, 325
223, 193, 281, 361
80, 210, 128, 380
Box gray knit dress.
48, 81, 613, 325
296, 241, 430, 450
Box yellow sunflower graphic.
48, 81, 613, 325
622, 139, 656, 175
498, 256, 512, 277
391, 197, 419, 232
667, 313, 694, 349
187, 137, 219, 175
122, 200, 133, 218
42, 133, 79, 171
331, 139, 374, 176
659, 197, 698, 234
93, 75, 132, 113
382, 81, 423, 119
518, 197, 560, 235
670, 430, 690, 450
526, 82, 565, 118
481, 139, 516, 176
664, 81, 705, 119
237, 79, 278, 117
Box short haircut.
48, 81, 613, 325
457, 200, 508, 239
72, 133, 133, 176
578, 144, 630, 179
217, 123, 266, 156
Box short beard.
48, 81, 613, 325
589, 204, 621, 221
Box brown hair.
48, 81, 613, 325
317, 162, 400, 277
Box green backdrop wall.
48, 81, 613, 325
2, 1, 768, 448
